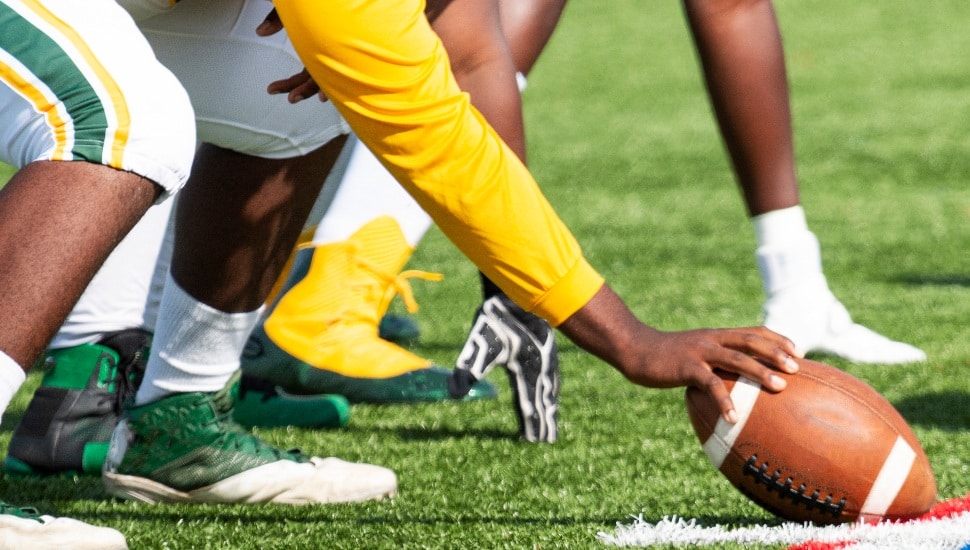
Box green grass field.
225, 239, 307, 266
2, 1, 969, 548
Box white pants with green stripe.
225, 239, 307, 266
0, 0, 195, 200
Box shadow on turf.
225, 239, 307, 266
1, 475, 785, 533
894, 391, 970, 431
0, 410, 25, 435
0, 477, 640, 526
390, 426, 514, 441
894, 273, 970, 287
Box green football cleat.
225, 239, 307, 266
103, 384, 396, 504
232, 374, 351, 429
4, 329, 149, 477
4, 330, 354, 479
245, 217, 496, 404
242, 325, 497, 403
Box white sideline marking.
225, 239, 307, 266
860, 435, 916, 518
598, 512, 970, 548
702, 377, 761, 469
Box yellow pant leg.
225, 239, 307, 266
274, 0, 603, 326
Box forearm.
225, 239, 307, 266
560, 284, 799, 423
557, 284, 655, 378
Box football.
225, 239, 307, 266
685, 357, 936, 525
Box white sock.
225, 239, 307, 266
135, 274, 262, 405
753, 207, 926, 364
0, 352, 27, 429
142, 202, 176, 334
753, 204, 809, 245
753, 205, 827, 296
312, 138, 433, 247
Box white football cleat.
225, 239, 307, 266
764, 292, 927, 365
0, 501, 127, 550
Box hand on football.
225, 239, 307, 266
558, 285, 800, 423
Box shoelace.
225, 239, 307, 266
77, 330, 151, 415
84, 346, 146, 416
307, 251, 443, 335
351, 251, 443, 313
111, 346, 147, 415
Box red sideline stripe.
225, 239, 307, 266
789, 543, 855, 550
919, 493, 970, 520
787, 493, 970, 550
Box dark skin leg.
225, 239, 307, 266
170, 136, 347, 313
498, 0, 568, 75
683, 0, 800, 216
427, 0, 526, 161
0, 161, 158, 370
432, 0, 797, 221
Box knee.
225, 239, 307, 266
116, 65, 197, 201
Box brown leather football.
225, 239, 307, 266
685, 357, 936, 524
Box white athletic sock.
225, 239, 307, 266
312, 138, 433, 247
753, 206, 827, 296
134, 274, 262, 405
753, 206, 926, 364
752, 204, 808, 246
0, 352, 27, 429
